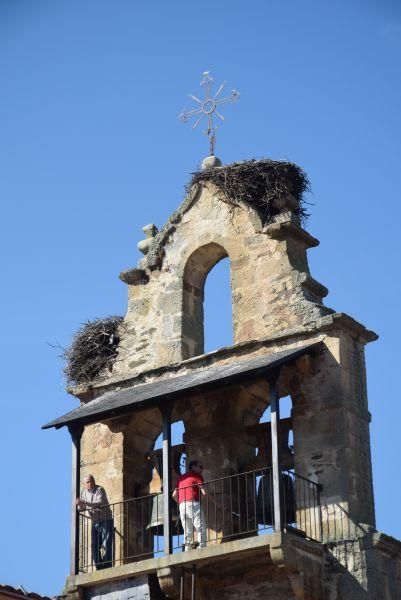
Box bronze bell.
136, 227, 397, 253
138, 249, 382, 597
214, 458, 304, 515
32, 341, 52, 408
256, 471, 296, 526
146, 445, 185, 534
148, 492, 164, 533
147, 491, 183, 535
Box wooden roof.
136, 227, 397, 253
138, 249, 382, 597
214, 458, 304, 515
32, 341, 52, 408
42, 341, 322, 430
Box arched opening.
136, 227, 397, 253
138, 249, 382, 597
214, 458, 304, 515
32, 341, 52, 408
250, 395, 296, 534
182, 243, 232, 358
204, 256, 233, 353
153, 420, 185, 452
148, 419, 186, 556
257, 395, 293, 459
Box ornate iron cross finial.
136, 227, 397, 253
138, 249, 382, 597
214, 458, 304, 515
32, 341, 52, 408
178, 71, 240, 156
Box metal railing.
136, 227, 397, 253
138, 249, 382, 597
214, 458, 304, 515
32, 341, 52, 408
172, 467, 322, 550
282, 469, 322, 542
78, 493, 163, 572
77, 467, 322, 572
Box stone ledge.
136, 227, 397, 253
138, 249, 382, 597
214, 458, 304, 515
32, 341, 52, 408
68, 312, 377, 401
319, 312, 378, 344
65, 531, 323, 593
119, 268, 149, 286
372, 531, 401, 557
265, 220, 320, 248
298, 273, 329, 299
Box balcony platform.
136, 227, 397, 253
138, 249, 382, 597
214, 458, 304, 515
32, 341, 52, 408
65, 531, 324, 598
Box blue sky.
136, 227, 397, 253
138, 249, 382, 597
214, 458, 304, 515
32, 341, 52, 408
1, 0, 400, 595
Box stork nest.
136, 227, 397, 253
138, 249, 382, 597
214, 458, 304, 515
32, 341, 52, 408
188, 159, 310, 225
63, 316, 124, 386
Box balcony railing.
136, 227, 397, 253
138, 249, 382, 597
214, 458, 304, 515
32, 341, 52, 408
77, 467, 322, 573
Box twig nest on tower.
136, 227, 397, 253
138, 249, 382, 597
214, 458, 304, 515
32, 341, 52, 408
63, 316, 124, 386
189, 159, 310, 226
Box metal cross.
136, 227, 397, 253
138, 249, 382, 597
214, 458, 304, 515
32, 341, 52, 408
178, 71, 240, 156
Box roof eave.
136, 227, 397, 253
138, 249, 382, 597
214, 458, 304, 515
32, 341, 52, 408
42, 341, 323, 431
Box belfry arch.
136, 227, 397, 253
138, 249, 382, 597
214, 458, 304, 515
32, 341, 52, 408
182, 242, 230, 359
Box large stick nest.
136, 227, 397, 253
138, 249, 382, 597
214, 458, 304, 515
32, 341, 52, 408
63, 316, 124, 386
188, 159, 310, 226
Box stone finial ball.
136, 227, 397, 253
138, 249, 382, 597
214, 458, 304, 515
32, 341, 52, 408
201, 155, 222, 170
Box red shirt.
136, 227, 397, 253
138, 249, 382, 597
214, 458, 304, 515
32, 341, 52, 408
176, 471, 204, 503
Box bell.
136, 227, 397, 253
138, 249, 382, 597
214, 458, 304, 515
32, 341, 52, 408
147, 493, 164, 534
256, 472, 296, 526
147, 492, 183, 535
146, 445, 186, 535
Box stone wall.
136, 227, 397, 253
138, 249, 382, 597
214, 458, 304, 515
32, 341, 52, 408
85, 576, 164, 600
112, 182, 331, 379
323, 532, 401, 599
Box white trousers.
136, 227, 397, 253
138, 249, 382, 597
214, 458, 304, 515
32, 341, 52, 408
179, 501, 206, 550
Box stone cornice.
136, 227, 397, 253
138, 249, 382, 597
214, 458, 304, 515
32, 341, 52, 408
372, 531, 401, 557
118, 268, 149, 285
67, 312, 377, 402
318, 312, 378, 344
265, 220, 320, 248
298, 272, 329, 298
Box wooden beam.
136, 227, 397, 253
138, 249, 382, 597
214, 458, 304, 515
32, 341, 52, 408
68, 424, 83, 576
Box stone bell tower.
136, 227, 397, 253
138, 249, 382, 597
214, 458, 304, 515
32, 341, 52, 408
44, 157, 401, 600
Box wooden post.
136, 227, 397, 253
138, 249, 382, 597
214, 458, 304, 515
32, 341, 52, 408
161, 401, 173, 555
191, 564, 197, 600
269, 372, 282, 532
180, 567, 185, 600
68, 424, 83, 576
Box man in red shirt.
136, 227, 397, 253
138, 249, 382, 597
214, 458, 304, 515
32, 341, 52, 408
172, 460, 206, 551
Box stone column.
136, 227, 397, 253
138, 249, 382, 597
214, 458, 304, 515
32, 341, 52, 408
291, 332, 375, 542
